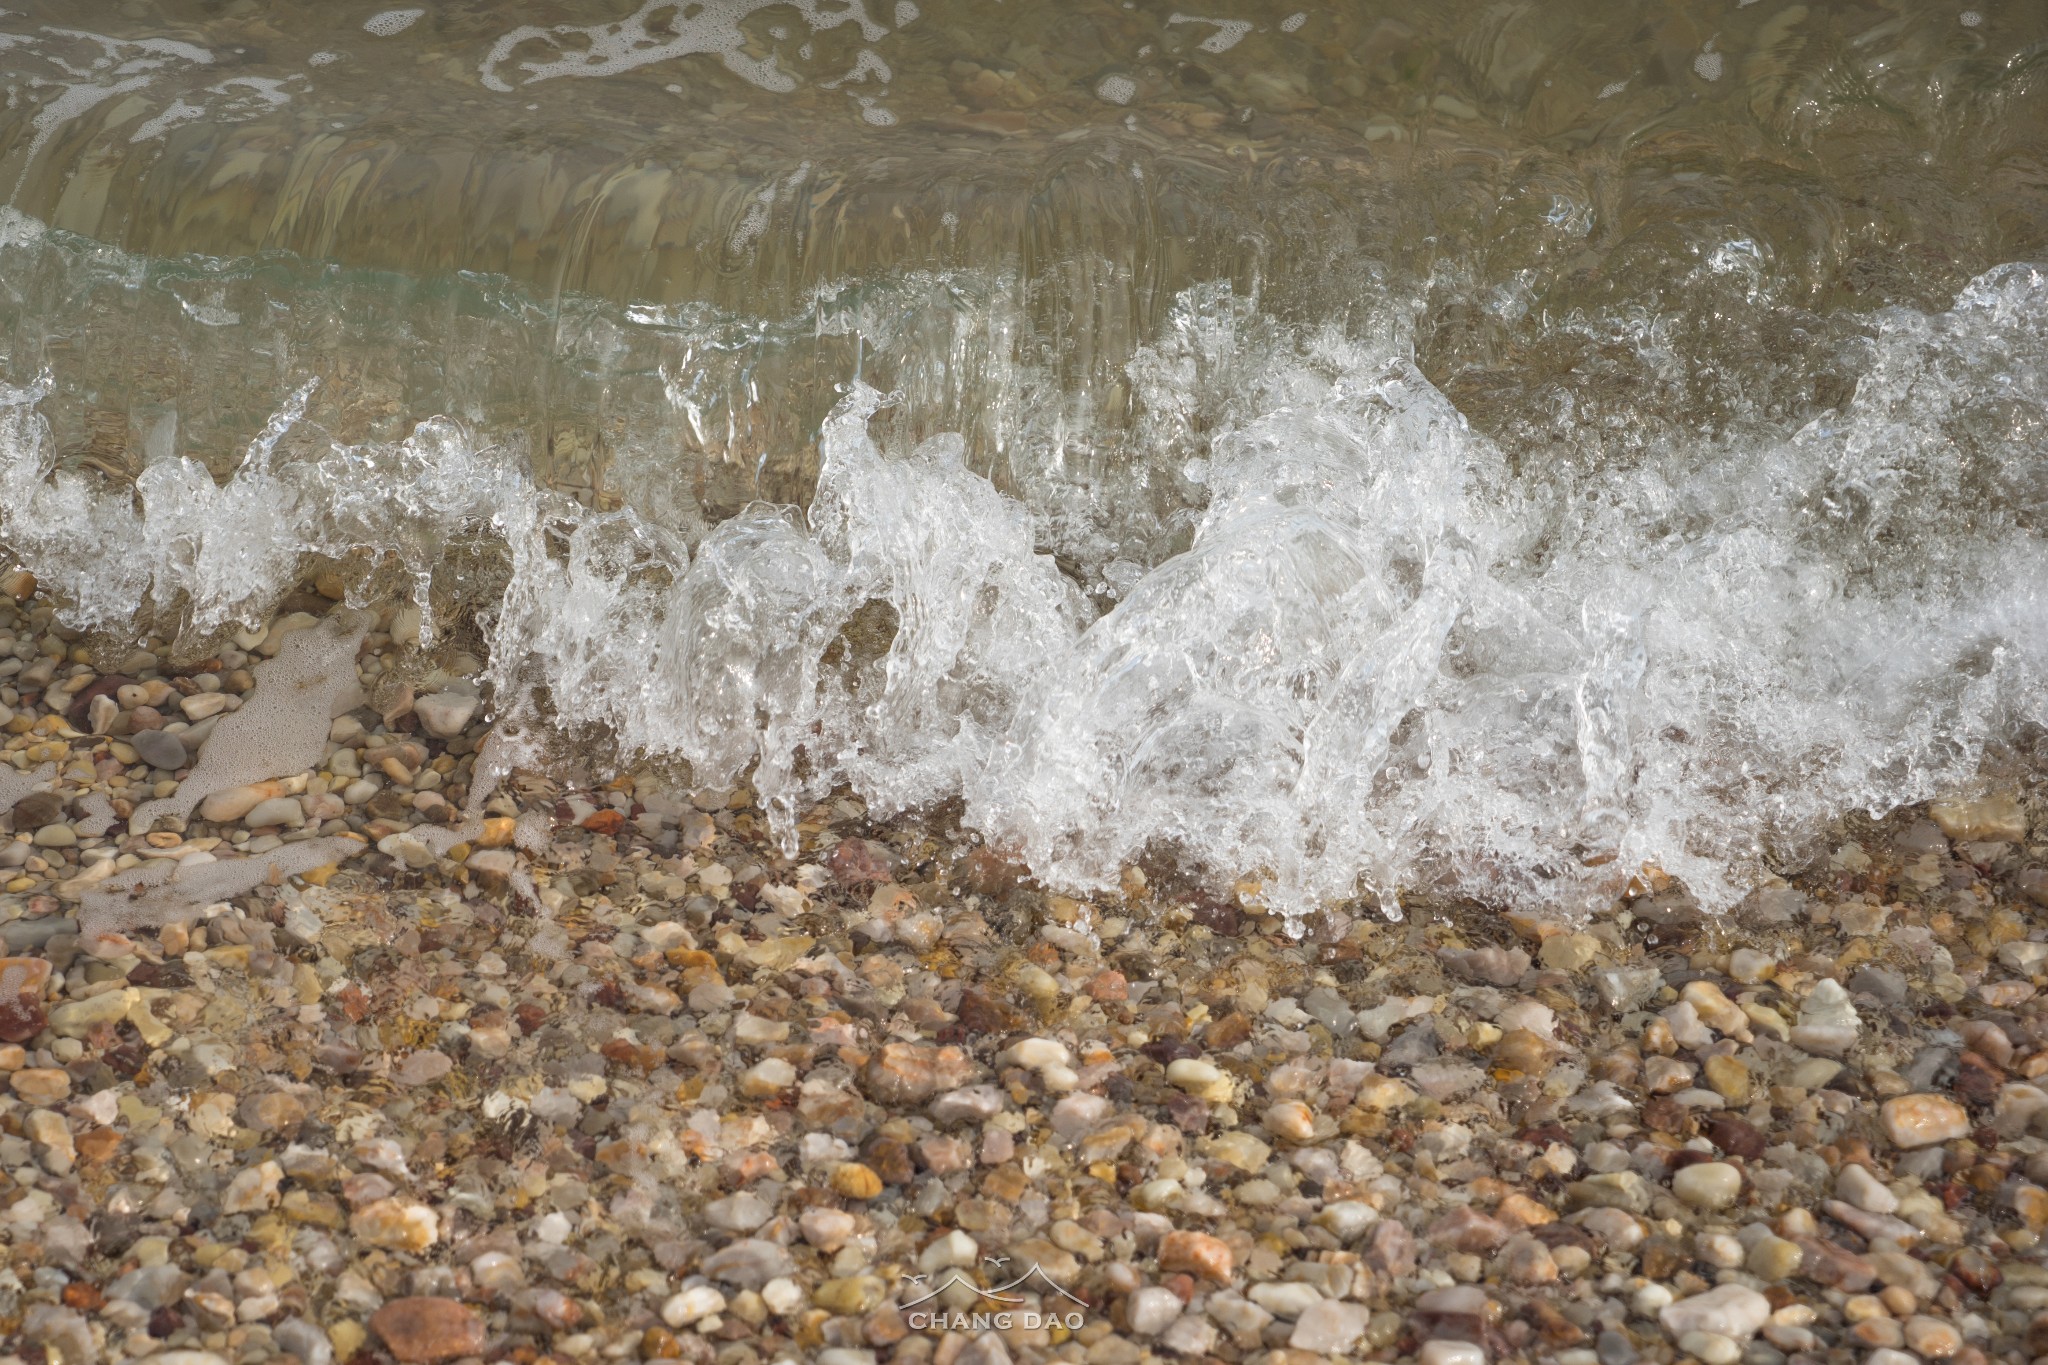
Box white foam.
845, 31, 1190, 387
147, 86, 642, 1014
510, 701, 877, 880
1279, 12, 1306, 33
1096, 74, 1136, 105
479, 0, 887, 95
363, 9, 424, 37
4, 28, 215, 180
4, 237, 2046, 927
1168, 13, 1253, 54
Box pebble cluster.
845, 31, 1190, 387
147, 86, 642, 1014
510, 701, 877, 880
0, 582, 2046, 1365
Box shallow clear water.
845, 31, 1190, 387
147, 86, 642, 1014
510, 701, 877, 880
0, 0, 2044, 920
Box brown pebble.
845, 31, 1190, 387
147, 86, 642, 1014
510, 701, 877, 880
860, 1042, 975, 1104
1159, 1229, 1233, 1283
369, 1297, 485, 1363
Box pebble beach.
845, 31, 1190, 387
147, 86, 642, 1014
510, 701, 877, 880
0, 581, 2046, 1365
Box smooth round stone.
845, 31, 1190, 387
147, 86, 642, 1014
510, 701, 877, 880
1659, 1285, 1771, 1342
1903, 1317, 1959, 1358
1880, 1094, 1969, 1149
1679, 1331, 1741, 1365
1673, 1161, 1743, 1210
130, 727, 187, 770
243, 797, 305, 829
180, 691, 230, 720
1126, 1285, 1183, 1336
1419, 1341, 1487, 1365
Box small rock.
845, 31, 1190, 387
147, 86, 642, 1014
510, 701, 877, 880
1672, 1162, 1742, 1211
662, 1286, 726, 1328
1879, 1094, 1970, 1149
369, 1298, 485, 1363
702, 1238, 796, 1289
1127, 1286, 1183, 1336
131, 728, 187, 770
1746, 1234, 1804, 1282
413, 692, 480, 738
1677, 1330, 1741, 1365
351, 1198, 438, 1252
1702, 1055, 1750, 1105
1792, 978, 1861, 1056
1929, 793, 2026, 842
221, 1161, 283, 1214
181, 691, 231, 720
862, 1043, 974, 1104
198, 783, 279, 822
1289, 1300, 1371, 1354
1903, 1316, 1959, 1358
705, 1192, 773, 1233
10, 1067, 70, 1103
1166, 1057, 1234, 1103
243, 796, 304, 829
1419, 1343, 1487, 1365
393, 1051, 452, 1087
1159, 1229, 1233, 1283
1836, 1163, 1898, 1214
830, 1162, 883, 1199
800, 1208, 858, 1252
1658, 1284, 1771, 1342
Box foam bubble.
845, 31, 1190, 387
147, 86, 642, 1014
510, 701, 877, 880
363, 9, 424, 37
1096, 74, 1136, 105
1694, 47, 1723, 81
1168, 13, 1253, 54
1279, 12, 1306, 33
480, 0, 884, 94
308, 51, 341, 66
895, 1, 920, 25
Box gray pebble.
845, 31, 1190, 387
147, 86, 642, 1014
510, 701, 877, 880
131, 728, 187, 771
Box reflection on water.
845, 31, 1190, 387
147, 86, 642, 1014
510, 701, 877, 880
0, 0, 2044, 917
0, 1, 2039, 486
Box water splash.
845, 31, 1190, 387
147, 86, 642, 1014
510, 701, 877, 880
4, 249, 2043, 924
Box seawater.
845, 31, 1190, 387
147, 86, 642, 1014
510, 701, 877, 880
0, 0, 2043, 922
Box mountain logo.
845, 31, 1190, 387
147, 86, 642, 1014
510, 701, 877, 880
901, 1256, 1090, 1332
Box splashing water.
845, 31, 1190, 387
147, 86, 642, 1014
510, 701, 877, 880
2, 241, 2044, 923
2, 0, 2046, 925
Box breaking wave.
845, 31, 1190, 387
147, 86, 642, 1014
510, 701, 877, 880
1, 205, 2045, 922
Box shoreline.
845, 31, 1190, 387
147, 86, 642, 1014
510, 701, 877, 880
0, 588, 2044, 1365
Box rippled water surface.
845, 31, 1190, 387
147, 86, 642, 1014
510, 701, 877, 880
0, 0, 2044, 920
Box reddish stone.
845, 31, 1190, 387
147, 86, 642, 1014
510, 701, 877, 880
580, 808, 625, 836
957, 847, 1026, 896
828, 837, 895, 886
1791, 1236, 1876, 1292
860, 1042, 976, 1104
370, 1297, 486, 1363
1704, 1115, 1767, 1159
956, 987, 1023, 1035
1158, 1229, 1234, 1283
1425, 1207, 1511, 1254
1084, 969, 1129, 1002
